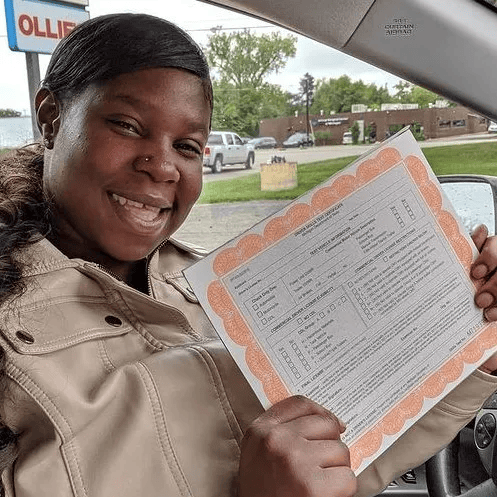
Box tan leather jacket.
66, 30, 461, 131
1, 238, 496, 497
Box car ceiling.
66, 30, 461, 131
199, 0, 497, 121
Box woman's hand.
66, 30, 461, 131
238, 395, 357, 497
472, 224, 497, 319
471, 225, 497, 373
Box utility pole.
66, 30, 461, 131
305, 77, 309, 144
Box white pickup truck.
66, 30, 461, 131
203, 131, 255, 173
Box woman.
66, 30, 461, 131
1, 12, 497, 497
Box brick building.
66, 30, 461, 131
259, 105, 488, 145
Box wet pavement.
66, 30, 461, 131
175, 200, 291, 252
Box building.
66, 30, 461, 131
259, 105, 488, 145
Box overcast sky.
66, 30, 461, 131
0, 0, 403, 114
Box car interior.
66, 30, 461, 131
198, 0, 497, 496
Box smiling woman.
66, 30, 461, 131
39, 67, 210, 282
3, 10, 497, 497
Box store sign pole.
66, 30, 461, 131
25, 51, 41, 139
3, 0, 89, 140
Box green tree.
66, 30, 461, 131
211, 81, 292, 136
350, 122, 360, 144
205, 29, 297, 135
292, 73, 315, 111
0, 108, 21, 118
205, 29, 297, 87
393, 80, 449, 108
310, 76, 391, 114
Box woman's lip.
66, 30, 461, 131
110, 191, 171, 210
108, 192, 172, 234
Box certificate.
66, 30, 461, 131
184, 127, 497, 474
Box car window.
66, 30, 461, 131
207, 134, 223, 145
176, 0, 497, 257
234, 135, 243, 145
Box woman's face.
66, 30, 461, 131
41, 67, 211, 274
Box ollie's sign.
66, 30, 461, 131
4, 0, 90, 54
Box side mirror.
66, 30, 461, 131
438, 175, 497, 236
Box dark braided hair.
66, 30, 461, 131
0, 13, 212, 491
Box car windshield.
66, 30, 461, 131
3, 2, 497, 497
207, 134, 223, 145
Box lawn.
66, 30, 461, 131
198, 141, 497, 204
3, 141, 496, 204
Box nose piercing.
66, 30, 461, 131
144, 157, 151, 162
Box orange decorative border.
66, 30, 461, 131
206, 146, 496, 471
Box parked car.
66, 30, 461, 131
203, 131, 255, 173
342, 131, 353, 144
248, 136, 278, 149
488, 122, 497, 133
202, 1, 497, 497
282, 132, 314, 148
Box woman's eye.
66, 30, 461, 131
108, 119, 140, 135
175, 142, 202, 156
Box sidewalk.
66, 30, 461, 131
175, 200, 291, 252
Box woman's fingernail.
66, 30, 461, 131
476, 292, 494, 308
337, 417, 346, 433
486, 308, 497, 322
473, 264, 488, 279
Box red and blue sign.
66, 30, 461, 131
4, 0, 89, 54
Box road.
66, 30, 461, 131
175, 132, 497, 251
202, 132, 497, 183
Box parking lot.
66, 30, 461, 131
202, 133, 497, 183
176, 133, 497, 251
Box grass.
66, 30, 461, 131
3, 141, 496, 203
198, 141, 497, 204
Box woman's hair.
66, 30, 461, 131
0, 13, 213, 489
42, 13, 213, 110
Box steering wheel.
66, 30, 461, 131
426, 406, 497, 497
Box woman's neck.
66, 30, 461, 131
46, 231, 149, 292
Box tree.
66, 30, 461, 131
0, 108, 21, 118
292, 73, 315, 110
211, 81, 293, 136
310, 76, 391, 114
204, 29, 297, 135
393, 80, 448, 108
205, 29, 297, 88
350, 122, 360, 144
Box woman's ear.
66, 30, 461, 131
35, 89, 61, 150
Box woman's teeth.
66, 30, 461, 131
112, 193, 161, 215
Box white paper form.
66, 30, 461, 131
184, 128, 497, 473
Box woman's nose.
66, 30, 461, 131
133, 145, 180, 183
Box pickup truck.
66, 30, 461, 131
203, 131, 255, 173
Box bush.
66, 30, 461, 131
314, 130, 333, 146
411, 122, 425, 141
350, 122, 360, 144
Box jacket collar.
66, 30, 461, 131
15, 237, 81, 277
15, 236, 206, 297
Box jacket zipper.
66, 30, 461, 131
95, 238, 170, 296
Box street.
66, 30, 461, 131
175, 132, 497, 251
202, 132, 497, 183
